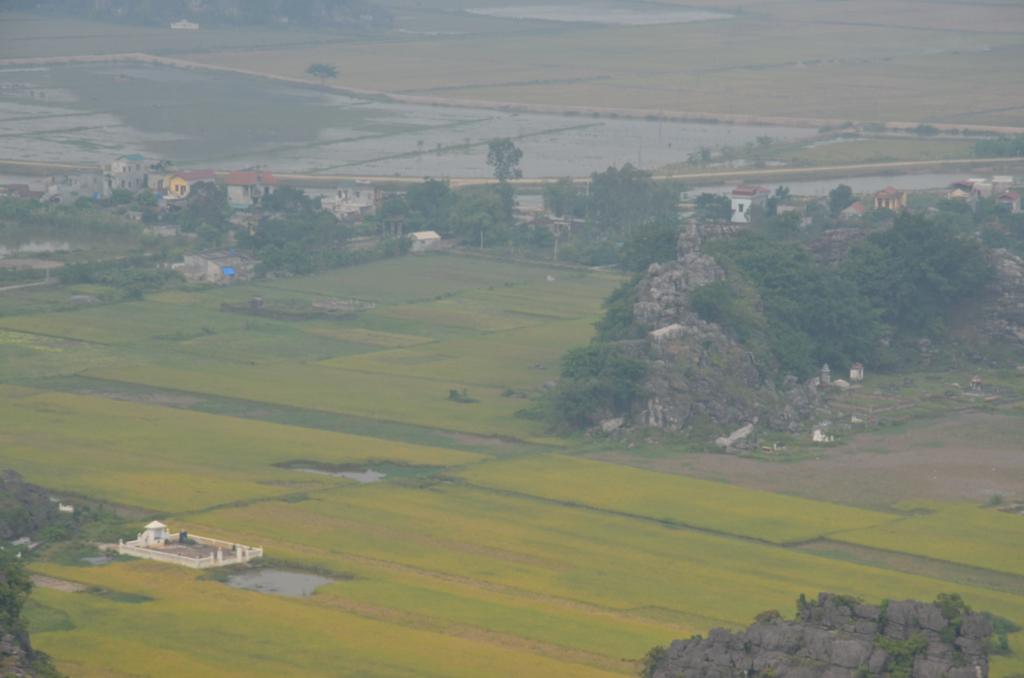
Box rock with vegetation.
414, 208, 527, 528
982, 248, 1024, 348
630, 224, 823, 435
644, 593, 994, 678
0, 552, 63, 677
0, 472, 59, 541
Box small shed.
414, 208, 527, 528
140, 521, 169, 547
409, 230, 442, 253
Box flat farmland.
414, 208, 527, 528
832, 503, 1024, 578
0, 255, 1020, 676
0, 386, 482, 512
29, 480, 1024, 676
456, 455, 895, 544
177, 0, 1024, 127
27, 564, 622, 678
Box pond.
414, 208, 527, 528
276, 460, 442, 484
226, 569, 334, 598
467, 3, 732, 26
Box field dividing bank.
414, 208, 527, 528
830, 503, 1024, 578
27, 564, 623, 678
455, 455, 894, 544
0, 385, 483, 513
179, 482, 1024, 675
87, 361, 559, 443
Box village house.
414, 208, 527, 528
0, 184, 43, 200
170, 20, 200, 30
874, 187, 907, 212
114, 521, 262, 570
730, 185, 770, 224
162, 170, 217, 201
839, 201, 866, 221
105, 154, 148, 193
177, 249, 256, 283
849, 362, 865, 383
998, 191, 1021, 214
226, 171, 277, 209
321, 183, 382, 219
42, 172, 109, 203
408, 230, 442, 252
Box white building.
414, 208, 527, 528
730, 185, 770, 224
321, 183, 381, 219
226, 171, 277, 209
106, 155, 148, 192
42, 172, 109, 203
409, 230, 442, 252
170, 20, 200, 30
849, 362, 864, 383
178, 250, 256, 283
115, 521, 263, 570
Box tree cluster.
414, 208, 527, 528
693, 213, 993, 377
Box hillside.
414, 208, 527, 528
646, 593, 997, 678
546, 214, 1024, 442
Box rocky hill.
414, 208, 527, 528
646, 593, 994, 678
0, 471, 61, 541
628, 224, 823, 438
0, 553, 63, 678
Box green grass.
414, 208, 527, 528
1, 255, 1020, 677
0, 385, 482, 512
833, 503, 1024, 578
456, 455, 895, 544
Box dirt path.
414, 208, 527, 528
31, 574, 87, 593
592, 411, 1024, 509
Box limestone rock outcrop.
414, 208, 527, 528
982, 248, 1024, 348
629, 226, 822, 436
648, 593, 993, 678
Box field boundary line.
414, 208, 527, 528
795, 539, 1024, 596
453, 478, 894, 548
44, 374, 561, 449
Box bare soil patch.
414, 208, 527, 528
30, 574, 86, 593
592, 411, 1024, 509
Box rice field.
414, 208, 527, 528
832, 503, 1024, 578
0, 255, 1020, 676
456, 455, 895, 544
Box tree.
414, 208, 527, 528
450, 186, 507, 249
306, 63, 338, 86
842, 212, 993, 332
486, 138, 523, 183
828, 184, 855, 217
588, 164, 678, 233
694, 193, 731, 222
619, 221, 680, 272
543, 178, 585, 219
550, 344, 648, 430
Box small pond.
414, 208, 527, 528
226, 569, 334, 598
277, 460, 442, 484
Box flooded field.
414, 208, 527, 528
467, 3, 732, 26
0, 63, 813, 178
226, 570, 334, 598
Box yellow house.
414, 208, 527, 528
874, 186, 908, 212
164, 170, 216, 200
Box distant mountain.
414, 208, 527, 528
14, 0, 393, 30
